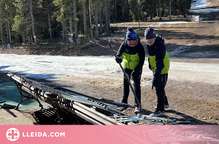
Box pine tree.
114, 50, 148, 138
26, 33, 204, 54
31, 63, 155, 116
0, 0, 16, 44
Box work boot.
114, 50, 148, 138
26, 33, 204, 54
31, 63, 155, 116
155, 104, 169, 109
134, 107, 140, 114
120, 99, 127, 104
150, 110, 164, 117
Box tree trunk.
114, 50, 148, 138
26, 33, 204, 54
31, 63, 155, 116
69, 17, 73, 42
99, 2, 102, 34
6, 22, 8, 43
48, 12, 52, 40
69, 7, 73, 43
95, 9, 99, 40
105, 10, 109, 35
8, 22, 11, 44
158, 0, 161, 20
62, 21, 64, 41
105, 0, 110, 35
163, 2, 166, 17
115, 0, 117, 22
89, 0, 93, 41
26, 26, 30, 45
125, 0, 129, 21
27, 36, 31, 45
62, 20, 67, 41
0, 20, 3, 44
183, 0, 186, 18
169, 0, 172, 20
22, 36, 25, 44
30, 0, 37, 44
73, 0, 78, 43
82, 0, 87, 37
108, 0, 110, 29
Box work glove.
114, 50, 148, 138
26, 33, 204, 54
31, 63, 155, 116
152, 68, 160, 89
131, 70, 136, 79
115, 56, 122, 64
152, 76, 158, 89
148, 58, 152, 70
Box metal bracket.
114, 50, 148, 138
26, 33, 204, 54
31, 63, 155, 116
14, 81, 43, 110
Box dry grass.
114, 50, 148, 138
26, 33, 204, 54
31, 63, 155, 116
207, 0, 219, 7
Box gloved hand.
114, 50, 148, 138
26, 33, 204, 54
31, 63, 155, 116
152, 76, 158, 89
115, 56, 122, 64
131, 70, 136, 79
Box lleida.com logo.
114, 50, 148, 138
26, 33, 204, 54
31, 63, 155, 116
6, 128, 20, 141
6, 127, 65, 141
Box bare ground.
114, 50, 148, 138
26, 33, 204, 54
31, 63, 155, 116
0, 21, 219, 125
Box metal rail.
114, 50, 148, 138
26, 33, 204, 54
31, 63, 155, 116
7, 73, 190, 125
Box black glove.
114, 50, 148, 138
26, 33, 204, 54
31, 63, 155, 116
152, 76, 158, 89
131, 71, 136, 79
115, 56, 122, 64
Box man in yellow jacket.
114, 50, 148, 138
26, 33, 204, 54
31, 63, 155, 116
144, 27, 170, 117
115, 27, 145, 113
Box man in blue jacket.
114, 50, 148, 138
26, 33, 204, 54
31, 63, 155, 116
144, 27, 170, 117
115, 27, 145, 113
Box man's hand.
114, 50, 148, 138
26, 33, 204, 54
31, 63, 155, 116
131, 70, 136, 79
152, 76, 158, 89
115, 56, 122, 63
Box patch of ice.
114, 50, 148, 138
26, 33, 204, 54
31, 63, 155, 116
199, 17, 205, 21
157, 21, 187, 25
179, 50, 219, 58
141, 80, 152, 86
191, 0, 211, 10
190, 8, 219, 13
168, 44, 192, 57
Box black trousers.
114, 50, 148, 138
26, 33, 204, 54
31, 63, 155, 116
121, 67, 142, 107
155, 73, 169, 111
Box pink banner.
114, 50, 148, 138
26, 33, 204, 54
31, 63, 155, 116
0, 125, 219, 144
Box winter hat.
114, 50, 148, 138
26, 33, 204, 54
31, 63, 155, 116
125, 27, 137, 41
127, 27, 134, 32
125, 27, 138, 47
144, 27, 156, 39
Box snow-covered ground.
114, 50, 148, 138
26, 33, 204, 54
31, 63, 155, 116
0, 54, 219, 85
190, 0, 219, 13
191, 0, 211, 10
191, 8, 219, 13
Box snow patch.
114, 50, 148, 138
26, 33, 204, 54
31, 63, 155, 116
168, 44, 192, 57
191, 0, 211, 10
190, 8, 219, 13
1, 54, 219, 85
